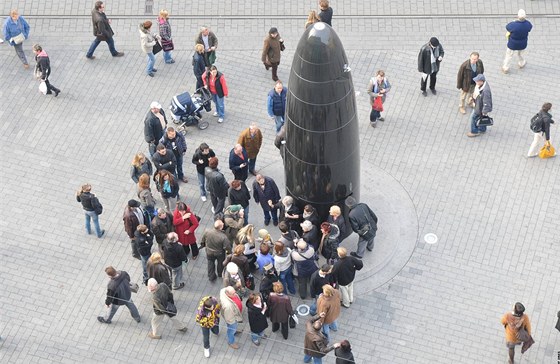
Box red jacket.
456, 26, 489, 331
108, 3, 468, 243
172, 207, 199, 245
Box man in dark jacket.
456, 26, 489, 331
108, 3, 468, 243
278, 221, 300, 250
147, 278, 187, 339
261, 27, 284, 81
97, 266, 140, 324
135, 224, 154, 284
151, 208, 174, 254
76, 183, 105, 238
253, 174, 281, 226
309, 264, 334, 315
502, 9, 533, 74
228, 180, 251, 225
303, 313, 339, 363
332, 247, 363, 307
200, 220, 232, 281
144, 102, 167, 156
528, 102, 555, 158
195, 26, 218, 67
33, 44, 61, 96
229, 144, 249, 181
301, 220, 320, 251
123, 199, 145, 259
191, 142, 216, 202
345, 196, 378, 259
86, 1, 124, 59
162, 232, 187, 290
456, 52, 484, 115
205, 157, 229, 218
467, 74, 493, 138
417, 37, 444, 96
152, 143, 177, 176
268, 81, 287, 132
159, 127, 187, 183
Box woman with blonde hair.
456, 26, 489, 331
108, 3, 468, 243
146, 251, 172, 288
130, 152, 153, 183
137, 173, 156, 219
193, 43, 206, 89
236, 224, 257, 270
327, 205, 347, 240
305, 10, 320, 29
158, 9, 174, 64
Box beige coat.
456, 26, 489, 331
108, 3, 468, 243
219, 287, 243, 324
139, 24, 157, 53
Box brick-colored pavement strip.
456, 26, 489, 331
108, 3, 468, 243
2, 2, 560, 363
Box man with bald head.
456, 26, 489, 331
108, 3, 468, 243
229, 144, 249, 181
200, 220, 232, 281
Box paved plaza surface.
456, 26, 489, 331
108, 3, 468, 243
1, 1, 560, 363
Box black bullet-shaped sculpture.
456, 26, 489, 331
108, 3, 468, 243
285, 22, 360, 239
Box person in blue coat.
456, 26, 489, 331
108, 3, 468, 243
3, 9, 30, 68
229, 144, 249, 181
502, 9, 533, 74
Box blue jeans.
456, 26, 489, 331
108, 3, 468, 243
212, 94, 225, 118
140, 255, 149, 282
273, 115, 284, 133
84, 210, 103, 237
163, 50, 173, 63
146, 52, 155, 74
105, 300, 141, 322
303, 354, 322, 363
86, 37, 118, 57
251, 330, 265, 342
263, 208, 278, 224
309, 299, 317, 316
226, 322, 238, 344
197, 172, 207, 197
470, 111, 487, 134
171, 265, 183, 289
321, 320, 338, 341
243, 205, 249, 225
279, 268, 296, 294
248, 157, 257, 174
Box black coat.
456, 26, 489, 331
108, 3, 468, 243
205, 167, 229, 199
193, 52, 206, 78
335, 347, 355, 364
302, 226, 320, 251
144, 110, 167, 144
229, 148, 249, 181
253, 177, 281, 211
246, 300, 269, 333
105, 271, 132, 306
332, 256, 363, 286
309, 271, 334, 299
151, 214, 174, 244
162, 242, 187, 268
228, 182, 251, 208
147, 262, 172, 288
152, 149, 177, 174
278, 204, 302, 235
348, 203, 378, 238
418, 43, 444, 74
191, 147, 216, 175
134, 229, 154, 257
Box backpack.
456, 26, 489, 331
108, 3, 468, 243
530, 113, 543, 133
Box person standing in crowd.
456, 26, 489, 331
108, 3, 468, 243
195, 296, 221, 358
301, 220, 319, 251
261, 27, 285, 81
274, 242, 296, 294
86, 1, 124, 59
256, 242, 275, 272
502, 9, 533, 74
327, 205, 346, 241
267, 81, 288, 133
134, 224, 153, 284
151, 208, 174, 254
130, 152, 153, 183
366, 70, 391, 127
260, 263, 280, 303
318, 0, 333, 26
335, 340, 355, 364
157, 9, 174, 64
224, 244, 251, 280
219, 286, 243, 350
304, 313, 340, 364
123, 199, 144, 260
528, 103, 555, 158
309, 264, 334, 315
229, 144, 249, 182
138, 20, 159, 77
146, 278, 187, 339
203, 65, 228, 123
200, 219, 232, 282
76, 183, 105, 238
97, 266, 141, 324
258, 229, 275, 248
466, 74, 493, 138
146, 252, 172, 289
277, 196, 302, 235
205, 157, 229, 218
193, 44, 206, 89
137, 174, 156, 220
153, 169, 179, 212
253, 174, 281, 226
457, 52, 484, 115
162, 232, 187, 290
331, 247, 363, 308
236, 224, 258, 270
418, 37, 444, 96
224, 205, 245, 243
192, 142, 216, 202
292, 239, 319, 299
152, 144, 177, 176
346, 196, 378, 259
228, 180, 251, 225
303, 204, 321, 227
319, 222, 340, 264
246, 293, 269, 346
305, 10, 320, 29
3, 9, 30, 68
317, 284, 341, 340
144, 102, 167, 157
173, 202, 200, 260
238, 123, 263, 176
159, 126, 188, 183
278, 221, 300, 250
195, 26, 218, 67
501, 302, 532, 364
33, 44, 61, 97
268, 281, 294, 340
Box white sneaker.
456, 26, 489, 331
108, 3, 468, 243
213, 112, 218, 117
0, 38, 4, 44
201, 196, 207, 202
211, 207, 215, 213
204, 348, 210, 358
218, 118, 224, 123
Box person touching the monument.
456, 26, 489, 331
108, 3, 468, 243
346, 196, 378, 259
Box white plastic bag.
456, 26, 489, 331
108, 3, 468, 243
39, 81, 47, 95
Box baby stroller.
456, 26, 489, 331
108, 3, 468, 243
170, 87, 212, 133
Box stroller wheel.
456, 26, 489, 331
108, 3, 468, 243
178, 126, 187, 135
197, 121, 210, 130
172, 117, 182, 125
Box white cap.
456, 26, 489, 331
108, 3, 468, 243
518, 9, 526, 19
150, 101, 162, 109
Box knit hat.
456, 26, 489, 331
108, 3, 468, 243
429, 37, 440, 47
226, 262, 239, 274
518, 9, 526, 19
473, 74, 486, 82
258, 229, 270, 240
269, 27, 278, 35
228, 204, 242, 213
128, 199, 140, 208
297, 239, 307, 250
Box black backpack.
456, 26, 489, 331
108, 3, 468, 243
530, 113, 543, 133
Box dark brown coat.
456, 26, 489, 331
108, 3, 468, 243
261, 34, 284, 65
268, 293, 293, 323
237, 127, 263, 159
316, 290, 341, 325
456, 59, 484, 92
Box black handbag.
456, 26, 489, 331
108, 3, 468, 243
289, 315, 296, 328
153, 41, 162, 55
476, 115, 493, 127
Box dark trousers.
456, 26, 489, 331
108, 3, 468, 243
297, 275, 310, 299
420, 72, 438, 91
210, 195, 226, 218
206, 251, 225, 281
195, 75, 204, 90
270, 62, 279, 81
182, 243, 199, 258
131, 239, 140, 259
201, 325, 219, 348
43, 79, 60, 95
175, 152, 185, 180
272, 322, 289, 339
369, 109, 381, 122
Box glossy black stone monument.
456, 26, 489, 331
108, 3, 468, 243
285, 22, 360, 239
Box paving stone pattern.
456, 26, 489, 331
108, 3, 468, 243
1, 1, 560, 363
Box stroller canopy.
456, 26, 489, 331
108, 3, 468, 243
170, 92, 196, 117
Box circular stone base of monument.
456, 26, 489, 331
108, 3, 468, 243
257, 159, 419, 294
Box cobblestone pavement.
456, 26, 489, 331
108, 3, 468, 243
1, 1, 560, 363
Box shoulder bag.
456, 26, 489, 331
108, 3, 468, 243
153, 40, 163, 55
476, 115, 494, 127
